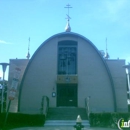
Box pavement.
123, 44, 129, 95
11, 126, 118, 130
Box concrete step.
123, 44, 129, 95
46, 107, 88, 120
44, 120, 90, 127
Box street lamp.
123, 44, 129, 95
0, 63, 9, 113
123, 64, 130, 104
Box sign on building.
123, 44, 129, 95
8, 67, 21, 100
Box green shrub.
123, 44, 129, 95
89, 112, 130, 128
128, 105, 130, 112
0, 112, 45, 129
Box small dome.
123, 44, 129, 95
26, 51, 30, 59
65, 20, 71, 32
104, 52, 109, 59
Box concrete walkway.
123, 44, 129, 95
11, 126, 118, 130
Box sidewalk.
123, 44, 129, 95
11, 126, 118, 130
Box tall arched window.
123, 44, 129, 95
58, 41, 77, 75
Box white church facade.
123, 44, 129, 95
8, 31, 128, 114
7, 4, 128, 114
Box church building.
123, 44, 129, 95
8, 6, 128, 114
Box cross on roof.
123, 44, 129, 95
64, 4, 72, 21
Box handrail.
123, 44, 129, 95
85, 96, 90, 119
40, 96, 49, 117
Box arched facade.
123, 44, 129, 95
18, 32, 127, 114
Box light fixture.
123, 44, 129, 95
0, 63, 9, 113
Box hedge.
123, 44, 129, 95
0, 113, 45, 129
89, 112, 130, 128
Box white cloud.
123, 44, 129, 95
0, 40, 13, 44
0, 40, 7, 44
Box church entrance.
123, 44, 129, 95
57, 84, 77, 107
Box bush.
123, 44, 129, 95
128, 105, 130, 112
0, 112, 45, 129
89, 112, 130, 128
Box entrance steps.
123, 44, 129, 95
46, 107, 88, 120
44, 120, 90, 126
44, 107, 89, 127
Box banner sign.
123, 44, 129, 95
8, 67, 21, 100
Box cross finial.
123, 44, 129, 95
64, 4, 72, 16
64, 4, 72, 32
66, 14, 71, 21
26, 37, 30, 59
104, 37, 109, 59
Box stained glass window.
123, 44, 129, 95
58, 41, 77, 75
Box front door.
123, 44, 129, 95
57, 84, 77, 107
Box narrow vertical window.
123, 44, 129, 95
58, 41, 77, 75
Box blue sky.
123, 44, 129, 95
0, 0, 130, 79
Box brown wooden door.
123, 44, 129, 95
57, 84, 77, 107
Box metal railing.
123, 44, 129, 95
85, 96, 90, 119
40, 96, 49, 117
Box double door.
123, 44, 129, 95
57, 84, 77, 107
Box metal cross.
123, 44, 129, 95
65, 4, 72, 18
